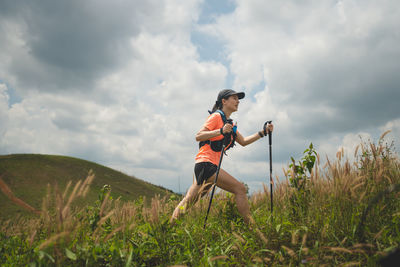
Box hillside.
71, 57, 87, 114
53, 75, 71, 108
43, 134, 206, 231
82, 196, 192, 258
0, 154, 174, 219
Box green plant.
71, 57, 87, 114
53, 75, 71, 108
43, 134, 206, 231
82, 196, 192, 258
287, 143, 317, 218
288, 143, 317, 191
87, 184, 113, 232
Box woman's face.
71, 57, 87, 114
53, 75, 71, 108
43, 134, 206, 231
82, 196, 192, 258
223, 94, 240, 112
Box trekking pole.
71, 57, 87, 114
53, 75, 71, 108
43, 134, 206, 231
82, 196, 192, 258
203, 120, 232, 229
264, 121, 273, 222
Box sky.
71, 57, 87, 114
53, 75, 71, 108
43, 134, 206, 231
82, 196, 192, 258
1, 0, 399, 194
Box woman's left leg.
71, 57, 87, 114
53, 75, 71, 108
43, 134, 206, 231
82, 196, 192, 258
205, 169, 252, 224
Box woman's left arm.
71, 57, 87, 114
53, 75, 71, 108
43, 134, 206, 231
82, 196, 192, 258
236, 124, 274, 147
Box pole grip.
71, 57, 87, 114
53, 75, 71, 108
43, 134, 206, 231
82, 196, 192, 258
263, 121, 272, 137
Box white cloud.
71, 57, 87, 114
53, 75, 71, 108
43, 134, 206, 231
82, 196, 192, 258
338, 132, 372, 160
381, 119, 400, 152
208, 0, 400, 120
0, 0, 231, 192
0, 84, 10, 138
191, 0, 400, 192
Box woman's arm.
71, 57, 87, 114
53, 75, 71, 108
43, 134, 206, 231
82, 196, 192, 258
236, 124, 274, 147
195, 124, 233, 142
235, 131, 262, 147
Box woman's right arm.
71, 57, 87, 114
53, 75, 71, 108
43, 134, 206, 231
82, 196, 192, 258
195, 124, 233, 142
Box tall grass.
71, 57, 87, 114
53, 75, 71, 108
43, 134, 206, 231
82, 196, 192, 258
0, 133, 399, 266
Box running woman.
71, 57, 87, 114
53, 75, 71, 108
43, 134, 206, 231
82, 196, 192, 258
171, 89, 274, 224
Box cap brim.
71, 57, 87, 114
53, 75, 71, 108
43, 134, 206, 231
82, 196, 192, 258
236, 92, 245, 99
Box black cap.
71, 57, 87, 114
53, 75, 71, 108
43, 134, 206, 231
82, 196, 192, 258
217, 89, 245, 103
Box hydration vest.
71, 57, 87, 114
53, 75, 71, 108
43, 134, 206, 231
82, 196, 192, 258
199, 110, 237, 153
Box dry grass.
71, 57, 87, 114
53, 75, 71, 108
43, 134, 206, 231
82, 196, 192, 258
0, 170, 96, 237
0, 176, 41, 215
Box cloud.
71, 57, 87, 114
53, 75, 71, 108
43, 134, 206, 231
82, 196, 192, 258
202, 0, 400, 152
0, 84, 10, 138
190, 0, 400, 192
0, 0, 229, 191
381, 119, 400, 152
0, 0, 200, 91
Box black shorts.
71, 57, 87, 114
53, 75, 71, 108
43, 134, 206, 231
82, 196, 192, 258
194, 162, 217, 185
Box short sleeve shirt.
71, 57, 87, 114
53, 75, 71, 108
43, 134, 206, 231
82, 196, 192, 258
195, 113, 237, 165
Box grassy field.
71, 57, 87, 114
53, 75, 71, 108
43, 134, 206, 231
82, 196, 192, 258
0, 154, 174, 220
0, 134, 399, 266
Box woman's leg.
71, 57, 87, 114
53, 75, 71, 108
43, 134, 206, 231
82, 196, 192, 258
205, 169, 252, 224
170, 181, 203, 222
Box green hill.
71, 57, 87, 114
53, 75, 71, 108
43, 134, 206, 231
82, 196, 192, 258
0, 154, 175, 219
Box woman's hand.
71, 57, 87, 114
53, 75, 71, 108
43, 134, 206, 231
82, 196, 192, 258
195, 123, 232, 142
222, 123, 233, 134
265, 123, 274, 133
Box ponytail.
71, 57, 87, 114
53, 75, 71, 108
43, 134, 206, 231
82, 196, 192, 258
209, 100, 222, 114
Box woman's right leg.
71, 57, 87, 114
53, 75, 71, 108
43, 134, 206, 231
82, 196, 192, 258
171, 162, 217, 222
170, 181, 202, 222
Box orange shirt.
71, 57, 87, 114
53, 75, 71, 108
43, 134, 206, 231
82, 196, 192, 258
195, 113, 236, 165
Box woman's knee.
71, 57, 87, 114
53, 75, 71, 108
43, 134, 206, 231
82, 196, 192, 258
235, 182, 247, 196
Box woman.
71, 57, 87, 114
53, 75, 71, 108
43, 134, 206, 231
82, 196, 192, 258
170, 89, 274, 224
